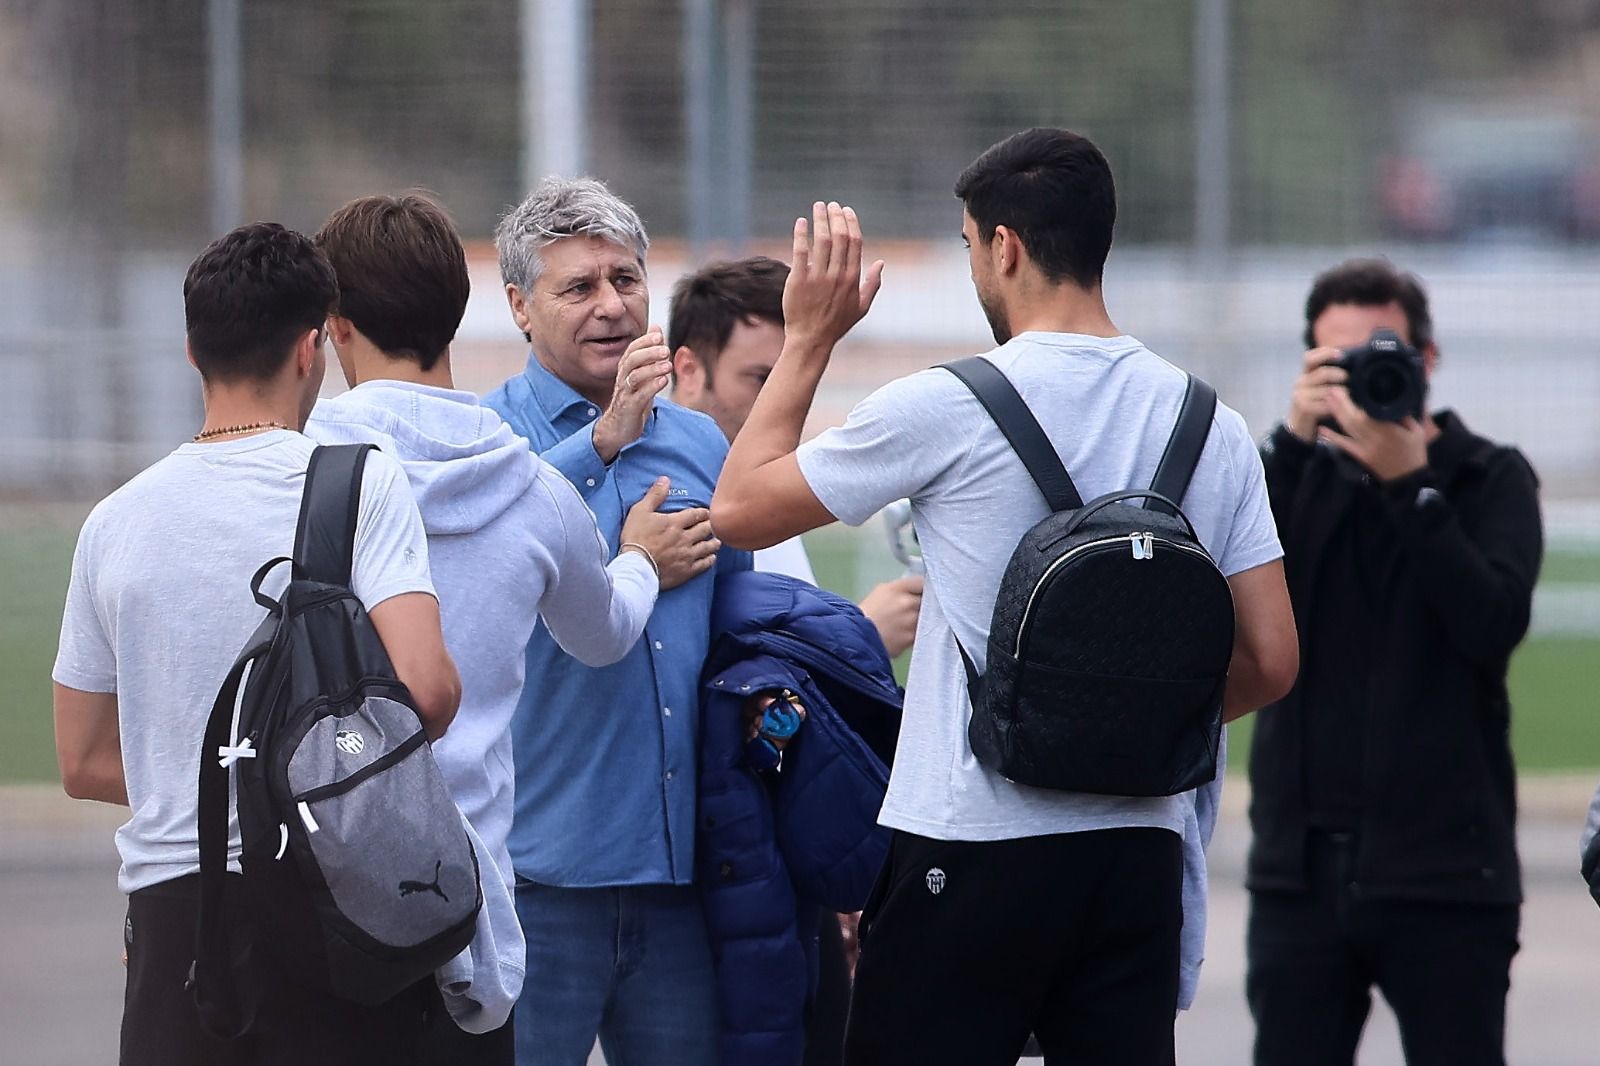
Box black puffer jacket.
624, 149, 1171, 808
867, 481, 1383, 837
1248, 410, 1542, 905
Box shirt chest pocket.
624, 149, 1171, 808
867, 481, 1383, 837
657, 491, 709, 515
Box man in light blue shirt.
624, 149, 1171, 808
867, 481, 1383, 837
484, 177, 750, 1066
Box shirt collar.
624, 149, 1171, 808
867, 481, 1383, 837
521, 351, 601, 423
519, 349, 667, 431
1425, 408, 1479, 472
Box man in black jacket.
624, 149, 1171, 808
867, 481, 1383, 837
1247, 258, 1542, 1066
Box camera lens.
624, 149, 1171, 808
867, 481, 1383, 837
1344, 329, 1421, 422
1366, 363, 1406, 406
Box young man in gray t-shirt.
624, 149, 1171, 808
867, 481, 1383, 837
713, 129, 1299, 1065
53, 223, 460, 1066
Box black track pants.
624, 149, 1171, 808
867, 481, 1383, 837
844, 827, 1183, 1066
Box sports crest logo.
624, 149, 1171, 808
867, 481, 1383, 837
335, 729, 366, 756
925, 867, 947, 895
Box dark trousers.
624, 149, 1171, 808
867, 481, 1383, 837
803, 911, 851, 1066
1246, 831, 1520, 1066
419, 1006, 515, 1066
120, 874, 507, 1066
844, 827, 1183, 1066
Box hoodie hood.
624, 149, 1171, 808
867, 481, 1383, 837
309, 381, 537, 536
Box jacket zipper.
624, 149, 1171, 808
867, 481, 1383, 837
766, 629, 901, 705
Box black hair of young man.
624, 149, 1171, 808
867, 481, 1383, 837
314, 193, 470, 370
183, 222, 338, 383
1302, 257, 1435, 351
667, 256, 789, 373
954, 127, 1117, 290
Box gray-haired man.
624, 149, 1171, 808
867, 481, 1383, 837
483, 178, 749, 1065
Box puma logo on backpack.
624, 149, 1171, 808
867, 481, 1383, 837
190, 444, 480, 1036
943, 357, 1235, 797
399, 860, 451, 902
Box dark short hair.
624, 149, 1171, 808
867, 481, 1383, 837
183, 222, 338, 383
1303, 258, 1434, 351
314, 193, 470, 370
954, 127, 1116, 289
667, 257, 789, 374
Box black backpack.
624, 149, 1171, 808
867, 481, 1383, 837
191, 444, 480, 1036
943, 357, 1235, 797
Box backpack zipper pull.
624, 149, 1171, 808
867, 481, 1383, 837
1131, 532, 1154, 560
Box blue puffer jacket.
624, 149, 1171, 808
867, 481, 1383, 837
697, 571, 902, 1066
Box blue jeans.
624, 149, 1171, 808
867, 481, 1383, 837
513, 880, 719, 1066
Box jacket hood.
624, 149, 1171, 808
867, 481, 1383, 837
708, 570, 903, 765
310, 382, 536, 536
709, 571, 898, 690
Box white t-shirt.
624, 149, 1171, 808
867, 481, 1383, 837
797, 333, 1281, 842
53, 431, 435, 893
753, 536, 818, 584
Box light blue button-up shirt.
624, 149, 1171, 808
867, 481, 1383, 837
484, 354, 751, 887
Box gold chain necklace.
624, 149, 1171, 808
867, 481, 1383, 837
192, 421, 288, 442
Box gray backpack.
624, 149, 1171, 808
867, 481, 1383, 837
191, 444, 479, 1036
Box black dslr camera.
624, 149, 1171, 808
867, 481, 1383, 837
1335, 328, 1425, 422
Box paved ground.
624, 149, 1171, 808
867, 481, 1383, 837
5, 784, 1597, 1065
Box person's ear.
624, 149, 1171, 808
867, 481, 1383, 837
506, 283, 533, 342
294, 328, 321, 379
1421, 342, 1439, 379
325, 314, 355, 349
672, 345, 705, 398
185, 340, 197, 371
992, 225, 1018, 277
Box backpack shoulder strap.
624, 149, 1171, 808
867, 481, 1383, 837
190, 637, 270, 1038
942, 357, 1083, 512
294, 444, 374, 586
1146, 375, 1217, 516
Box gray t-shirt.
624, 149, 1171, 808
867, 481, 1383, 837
796, 333, 1281, 841
53, 431, 435, 893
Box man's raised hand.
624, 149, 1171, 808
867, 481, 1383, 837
782, 201, 885, 351
594, 327, 673, 463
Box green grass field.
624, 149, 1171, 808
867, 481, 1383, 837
2, 526, 77, 783
5, 521, 1598, 783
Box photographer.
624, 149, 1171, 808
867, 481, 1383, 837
1247, 259, 1543, 1066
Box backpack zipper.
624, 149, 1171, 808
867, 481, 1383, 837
292, 728, 428, 806
1014, 534, 1220, 658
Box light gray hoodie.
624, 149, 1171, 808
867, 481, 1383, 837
307, 380, 658, 1032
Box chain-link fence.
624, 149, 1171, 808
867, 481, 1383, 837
5, 0, 1600, 490
3, 0, 1600, 756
